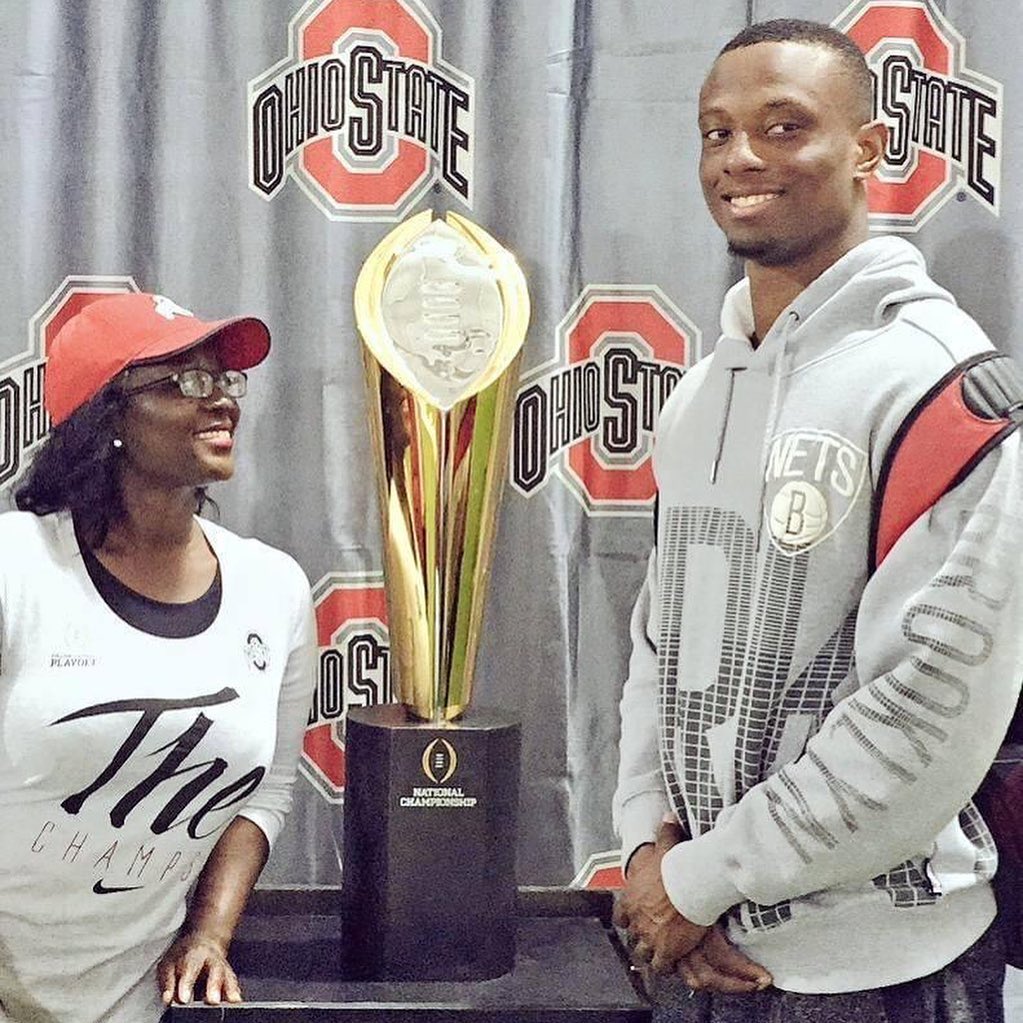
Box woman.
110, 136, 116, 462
0, 292, 317, 1021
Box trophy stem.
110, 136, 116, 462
355, 212, 528, 725
434, 409, 451, 722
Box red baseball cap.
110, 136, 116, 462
45, 292, 271, 425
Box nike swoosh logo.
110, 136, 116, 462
92, 880, 143, 895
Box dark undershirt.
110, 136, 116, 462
79, 540, 222, 639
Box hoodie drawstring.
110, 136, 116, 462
710, 308, 801, 486
754, 308, 801, 502
710, 367, 742, 484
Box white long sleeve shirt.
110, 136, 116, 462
0, 511, 317, 1022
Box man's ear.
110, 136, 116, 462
854, 119, 889, 179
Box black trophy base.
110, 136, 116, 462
342, 703, 520, 982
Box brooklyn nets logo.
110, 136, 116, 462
763, 429, 869, 555
834, 0, 1002, 230
0, 276, 138, 492
248, 0, 474, 221
305, 572, 391, 803
511, 286, 698, 516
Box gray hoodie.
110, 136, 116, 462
614, 236, 1023, 992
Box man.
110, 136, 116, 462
613, 18, 1023, 1022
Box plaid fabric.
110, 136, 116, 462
647, 925, 1005, 1023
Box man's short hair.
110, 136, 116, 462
718, 19, 874, 125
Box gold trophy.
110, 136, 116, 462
343, 212, 529, 980
354, 210, 529, 720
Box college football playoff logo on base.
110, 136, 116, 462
421, 738, 457, 785
0, 276, 139, 492
834, 0, 1002, 231
511, 286, 698, 517
305, 572, 391, 803
248, 0, 474, 222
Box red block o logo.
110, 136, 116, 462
835, 0, 1001, 229
565, 296, 692, 507
298, 0, 430, 211
304, 575, 390, 803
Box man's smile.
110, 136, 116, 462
726, 192, 781, 209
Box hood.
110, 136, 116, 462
719, 236, 955, 371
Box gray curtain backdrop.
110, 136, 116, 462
0, 0, 1019, 896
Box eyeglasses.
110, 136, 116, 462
123, 368, 248, 400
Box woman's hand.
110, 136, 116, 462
156, 816, 269, 1006
157, 931, 242, 1006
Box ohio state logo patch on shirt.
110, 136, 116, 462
245, 632, 269, 672
763, 429, 868, 554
